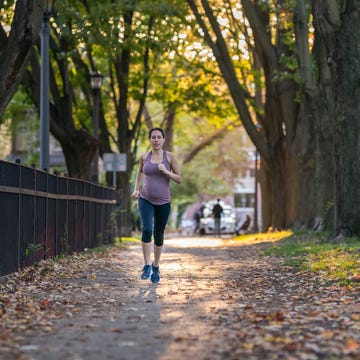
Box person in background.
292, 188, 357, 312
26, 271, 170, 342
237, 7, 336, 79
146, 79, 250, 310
199, 203, 205, 218
132, 128, 182, 283
193, 203, 205, 234
212, 199, 223, 238
193, 209, 202, 234
236, 214, 252, 235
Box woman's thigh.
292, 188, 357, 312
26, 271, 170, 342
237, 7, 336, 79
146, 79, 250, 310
138, 198, 154, 231
153, 203, 171, 234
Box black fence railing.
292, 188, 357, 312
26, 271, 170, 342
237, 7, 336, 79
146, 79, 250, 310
0, 160, 118, 277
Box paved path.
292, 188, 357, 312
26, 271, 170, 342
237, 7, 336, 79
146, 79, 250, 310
2, 237, 359, 359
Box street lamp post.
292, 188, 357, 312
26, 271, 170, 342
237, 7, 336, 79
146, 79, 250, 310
253, 149, 259, 232
253, 124, 262, 232
39, 0, 55, 171
90, 71, 104, 183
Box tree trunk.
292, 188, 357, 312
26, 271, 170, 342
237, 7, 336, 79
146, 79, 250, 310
116, 171, 133, 237
313, 101, 334, 230
259, 162, 272, 231
164, 106, 175, 152
265, 141, 301, 230
294, 0, 335, 231
311, 0, 360, 236
59, 129, 97, 179
296, 100, 333, 230
336, 3, 360, 235
22, 49, 95, 179
0, 0, 43, 119
296, 74, 334, 231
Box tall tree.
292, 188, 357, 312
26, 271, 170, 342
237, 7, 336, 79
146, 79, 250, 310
295, 0, 360, 235
185, 0, 359, 235
20, 0, 188, 235
294, 0, 335, 231
186, 0, 302, 229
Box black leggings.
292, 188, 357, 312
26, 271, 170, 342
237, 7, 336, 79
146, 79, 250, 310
138, 197, 171, 246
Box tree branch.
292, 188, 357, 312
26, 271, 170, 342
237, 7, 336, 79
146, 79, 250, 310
294, 0, 317, 97
241, 0, 277, 68
0, 0, 43, 120
186, 0, 270, 160
182, 120, 241, 165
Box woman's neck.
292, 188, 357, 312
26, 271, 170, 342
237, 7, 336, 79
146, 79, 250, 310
152, 148, 163, 156
150, 148, 164, 163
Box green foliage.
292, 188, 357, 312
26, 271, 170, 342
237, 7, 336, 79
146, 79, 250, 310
60, 224, 70, 255
0, 0, 15, 27
273, 54, 300, 84
51, 0, 189, 138
25, 243, 43, 257
263, 232, 360, 286
6, 0, 260, 223
3, 88, 39, 165
149, 58, 235, 122
173, 145, 230, 199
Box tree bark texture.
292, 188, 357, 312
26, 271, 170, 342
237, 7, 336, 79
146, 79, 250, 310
311, 0, 360, 235
259, 161, 272, 231
294, 0, 335, 230
0, 0, 43, 119
164, 106, 176, 152
340, 6, 360, 234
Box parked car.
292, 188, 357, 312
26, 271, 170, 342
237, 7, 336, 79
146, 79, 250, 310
198, 201, 237, 235
179, 217, 195, 236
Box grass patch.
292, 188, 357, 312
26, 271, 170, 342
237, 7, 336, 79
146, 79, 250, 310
114, 236, 139, 247
263, 231, 360, 286
234, 230, 294, 243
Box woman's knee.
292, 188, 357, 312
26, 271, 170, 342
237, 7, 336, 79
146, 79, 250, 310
154, 237, 164, 247
142, 229, 152, 243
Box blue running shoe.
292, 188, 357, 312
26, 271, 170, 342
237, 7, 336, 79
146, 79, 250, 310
141, 265, 152, 279
151, 263, 160, 283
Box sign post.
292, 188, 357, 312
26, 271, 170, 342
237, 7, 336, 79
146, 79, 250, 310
103, 153, 127, 187
103, 153, 127, 241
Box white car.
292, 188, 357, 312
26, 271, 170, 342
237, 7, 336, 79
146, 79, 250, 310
198, 204, 237, 235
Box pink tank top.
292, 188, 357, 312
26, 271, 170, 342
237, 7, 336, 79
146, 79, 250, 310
140, 151, 171, 205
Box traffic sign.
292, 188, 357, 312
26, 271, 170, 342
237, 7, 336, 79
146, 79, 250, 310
103, 153, 127, 172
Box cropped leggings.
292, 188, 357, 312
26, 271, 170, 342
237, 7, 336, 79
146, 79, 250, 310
138, 197, 171, 246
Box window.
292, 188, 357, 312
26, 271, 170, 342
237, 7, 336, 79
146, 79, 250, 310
234, 193, 255, 208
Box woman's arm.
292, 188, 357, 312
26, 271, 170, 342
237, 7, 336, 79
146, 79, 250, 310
131, 155, 145, 198
158, 152, 182, 184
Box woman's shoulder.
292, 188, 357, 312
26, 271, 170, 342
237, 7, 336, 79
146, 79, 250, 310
139, 152, 150, 163
165, 150, 175, 159
165, 151, 180, 167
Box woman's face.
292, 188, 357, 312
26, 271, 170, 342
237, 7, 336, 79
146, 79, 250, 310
150, 130, 165, 150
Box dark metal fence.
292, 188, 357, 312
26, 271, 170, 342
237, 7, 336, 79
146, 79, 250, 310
0, 160, 118, 277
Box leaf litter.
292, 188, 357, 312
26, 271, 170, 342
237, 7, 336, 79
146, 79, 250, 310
0, 238, 359, 360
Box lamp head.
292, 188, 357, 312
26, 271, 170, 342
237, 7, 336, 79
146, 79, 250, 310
90, 71, 104, 91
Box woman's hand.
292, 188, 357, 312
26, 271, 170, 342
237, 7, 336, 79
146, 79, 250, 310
158, 157, 182, 184
132, 190, 140, 199
158, 163, 168, 174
